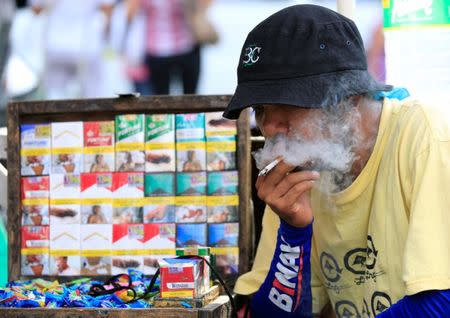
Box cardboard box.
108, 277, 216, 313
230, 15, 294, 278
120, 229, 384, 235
204, 112, 237, 137
176, 223, 206, 247
49, 224, 81, 276
111, 224, 144, 274
21, 225, 49, 275
51, 122, 83, 174
20, 124, 51, 176
206, 136, 237, 171
49, 174, 81, 224
21, 176, 49, 226
80, 173, 113, 224
83, 121, 115, 173
208, 223, 239, 247
159, 258, 206, 298
112, 172, 144, 224
143, 223, 176, 275
80, 224, 112, 275
115, 114, 145, 172
145, 114, 176, 172
176, 142, 206, 172
175, 113, 205, 142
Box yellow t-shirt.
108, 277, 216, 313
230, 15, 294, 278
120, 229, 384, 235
235, 98, 450, 316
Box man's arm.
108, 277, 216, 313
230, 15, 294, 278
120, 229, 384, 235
250, 220, 313, 317
376, 290, 450, 317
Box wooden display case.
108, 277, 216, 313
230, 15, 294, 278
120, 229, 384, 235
3, 95, 252, 317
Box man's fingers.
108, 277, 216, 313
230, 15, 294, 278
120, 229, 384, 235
281, 180, 316, 205
272, 171, 320, 196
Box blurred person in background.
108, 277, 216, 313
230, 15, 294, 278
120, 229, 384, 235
30, 0, 115, 99
127, 0, 217, 95
0, 0, 15, 127
110, 0, 152, 96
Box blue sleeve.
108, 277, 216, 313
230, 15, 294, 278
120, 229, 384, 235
376, 290, 450, 317
250, 220, 313, 317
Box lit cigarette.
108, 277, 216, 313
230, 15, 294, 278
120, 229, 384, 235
258, 159, 280, 177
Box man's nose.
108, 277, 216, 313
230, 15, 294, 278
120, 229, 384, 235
260, 111, 289, 137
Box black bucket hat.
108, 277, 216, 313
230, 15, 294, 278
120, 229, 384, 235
223, 4, 392, 119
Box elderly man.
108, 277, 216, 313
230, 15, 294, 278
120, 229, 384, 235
223, 4, 450, 318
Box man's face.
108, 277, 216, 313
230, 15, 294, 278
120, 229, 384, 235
253, 103, 359, 178
254, 104, 331, 141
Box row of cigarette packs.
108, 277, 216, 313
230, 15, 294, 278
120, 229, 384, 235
22, 171, 239, 225
21, 223, 239, 277
21, 112, 237, 176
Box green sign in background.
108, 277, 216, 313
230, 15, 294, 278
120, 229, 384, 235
383, 0, 450, 29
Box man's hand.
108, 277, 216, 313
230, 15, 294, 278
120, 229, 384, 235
256, 159, 320, 228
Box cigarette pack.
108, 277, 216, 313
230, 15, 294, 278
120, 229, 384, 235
175, 113, 205, 142
176, 223, 206, 247
206, 136, 237, 171
115, 114, 145, 172
175, 247, 211, 290
145, 114, 175, 172
83, 121, 115, 173
210, 246, 239, 277
20, 124, 51, 176
143, 198, 175, 223
176, 172, 207, 223
80, 224, 112, 275
80, 173, 113, 224
142, 223, 176, 275
176, 142, 206, 172
49, 224, 81, 276
176, 172, 206, 196
207, 171, 239, 222
144, 173, 175, 197
112, 224, 144, 274
144, 223, 176, 250
208, 223, 239, 247
21, 253, 49, 276
21, 226, 49, 274
112, 172, 144, 224
158, 258, 207, 298
143, 173, 175, 223
204, 112, 237, 137
49, 174, 81, 224
21, 176, 49, 226
51, 122, 83, 174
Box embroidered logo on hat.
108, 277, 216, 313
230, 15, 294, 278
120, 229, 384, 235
243, 45, 262, 67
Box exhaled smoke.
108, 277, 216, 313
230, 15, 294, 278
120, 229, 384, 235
252, 98, 363, 193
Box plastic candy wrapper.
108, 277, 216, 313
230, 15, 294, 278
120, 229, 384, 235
0, 269, 157, 308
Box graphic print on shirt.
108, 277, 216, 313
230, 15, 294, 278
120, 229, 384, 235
269, 235, 303, 312
371, 291, 392, 316
335, 300, 361, 318
343, 235, 385, 285
320, 252, 352, 294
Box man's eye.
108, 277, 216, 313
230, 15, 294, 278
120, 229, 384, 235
252, 106, 264, 118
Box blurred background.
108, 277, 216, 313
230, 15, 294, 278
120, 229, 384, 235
0, 0, 386, 127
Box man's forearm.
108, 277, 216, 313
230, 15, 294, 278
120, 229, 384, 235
250, 220, 313, 317
376, 289, 450, 317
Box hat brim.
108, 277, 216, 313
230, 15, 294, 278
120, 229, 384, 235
223, 69, 392, 119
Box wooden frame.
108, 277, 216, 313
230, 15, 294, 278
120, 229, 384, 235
6, 95, 253, 285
